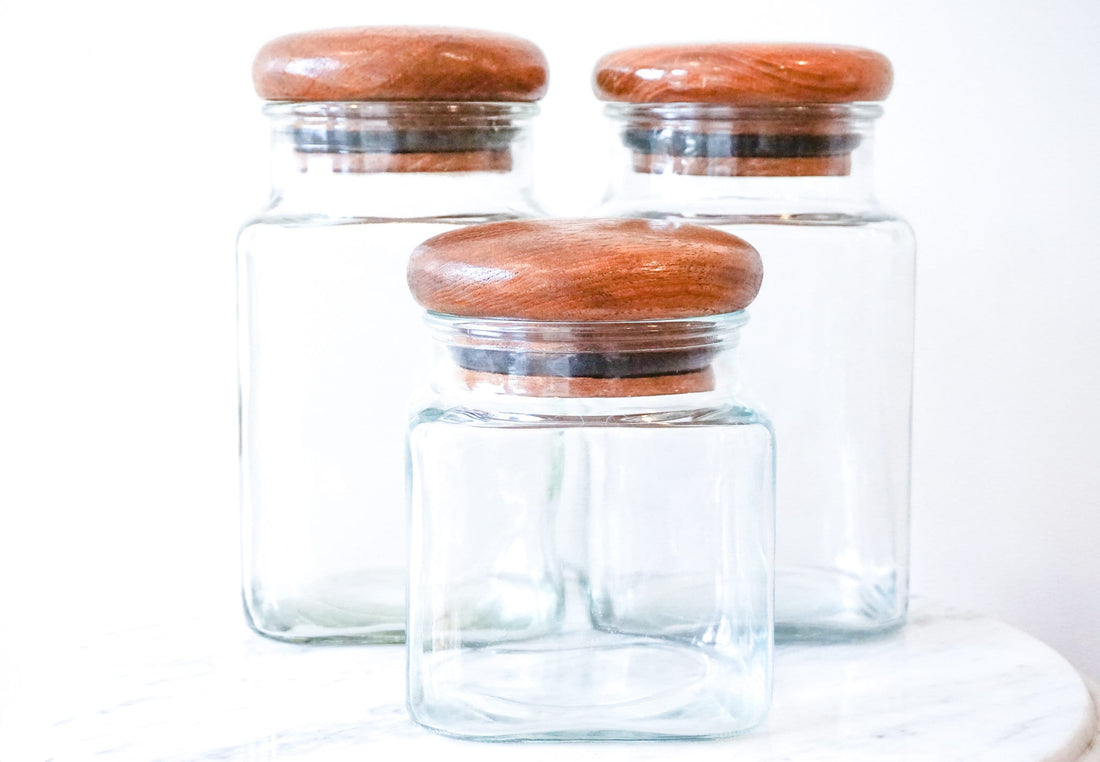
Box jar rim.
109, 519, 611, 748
423, 312, 745, 398
603, 101, 882, 122
424, 311, 747, 351
263, 101, 539, 120
425, 310, 747, 325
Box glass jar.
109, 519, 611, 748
405, 218, 775, 740
238, 28, 547, 643
592, 44, 915, 640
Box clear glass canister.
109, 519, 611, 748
405, 219, 775, 740
238, 28, 546, 643
592, 45, 915, 640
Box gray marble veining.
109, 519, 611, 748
0, 603, 1094, 760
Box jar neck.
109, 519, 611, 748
264, 102, 539, 218
424, 313, 745, 401
603, 103, 881, 212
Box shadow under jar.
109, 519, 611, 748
592, 43, 915, 641
405, 218, 775, 740
237, 27, 547, 643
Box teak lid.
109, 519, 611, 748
594, 43, 892, 178
253, 27, 548, 102
593, 43, 892, 105
408, 218, 762, 398
407, 218, 762, 321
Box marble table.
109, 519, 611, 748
0, 603, 1095, 760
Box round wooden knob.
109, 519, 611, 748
254, 26, 548, 102
593, 43, 892, 105
408, 218, 762, 321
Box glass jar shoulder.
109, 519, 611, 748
409, 394, 774, 433
236, 210, 539, 262
239, 208, 534, 235
595, 197, 910, 232
594, 201, 915, 265
241, 175, 543, 232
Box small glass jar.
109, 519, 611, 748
237, 28, 547, 643
405, 219, 775, 740
592, 44, 915, 640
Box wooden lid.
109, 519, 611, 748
594, 43, 892, 105
408, 218, 762, 321
254, 27, 548, 102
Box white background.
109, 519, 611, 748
0, 0, 1097, 696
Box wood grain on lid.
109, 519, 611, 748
254, 27, 548, 102
408, 218, 762, 321
594, 43, 892, 104
634, 152, 851, 177
459, 367, 716, 397
296, 150, 512, 173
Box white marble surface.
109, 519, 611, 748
0, 603, 1094, 761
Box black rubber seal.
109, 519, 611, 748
293, 127, 518, 154
451, 347, 715, 379
623, 129, 861, 158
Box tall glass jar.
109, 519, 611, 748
592, 44, 914, 640
238, 27, 547, 643
405, 219, 775, 740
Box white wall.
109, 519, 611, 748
0, 0, 1096, 681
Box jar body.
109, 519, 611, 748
238, 103, 539, 643
709, 215, 912, 639
406, 317, 775, 739
594, 104, 914, 640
